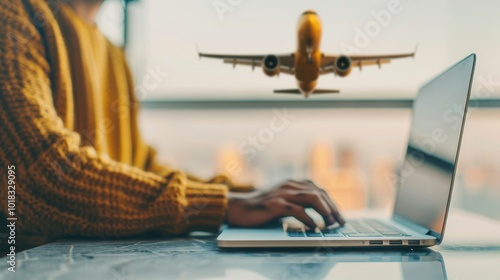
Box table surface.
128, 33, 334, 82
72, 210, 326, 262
1, 209, 500, 280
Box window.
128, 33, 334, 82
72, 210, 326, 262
115, 0, 500, 101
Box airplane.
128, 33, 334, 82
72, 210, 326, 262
198, 10, 417, 98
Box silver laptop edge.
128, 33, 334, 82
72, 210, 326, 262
218, 54, 477, 248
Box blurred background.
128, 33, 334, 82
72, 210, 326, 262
96, 0, 500, 220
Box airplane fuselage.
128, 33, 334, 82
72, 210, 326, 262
295, 11, 322, 97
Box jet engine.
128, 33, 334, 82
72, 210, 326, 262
334, 55, 352, 77
262, 55, 280, 76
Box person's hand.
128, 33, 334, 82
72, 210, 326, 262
225, 180, 345, 229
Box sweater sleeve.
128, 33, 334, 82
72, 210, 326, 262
0, 1, 227, 238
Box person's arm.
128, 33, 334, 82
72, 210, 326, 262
0, 2, 227, 238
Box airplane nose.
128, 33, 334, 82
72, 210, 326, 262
302, 10, 317, 16
299, 10, 321, 33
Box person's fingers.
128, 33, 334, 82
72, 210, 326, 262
320, 192, 345, 225
281, 190, 335, 226
304, 180, 346, 225
281, 180, 345, 225
268, 198, 317, 229
280, 180, 311, 191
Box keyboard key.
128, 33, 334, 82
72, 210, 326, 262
305, 232, 323, 237
321, 228, 340, 233
288, 232, 305, 237
338, 229, 356, 233
323, 233, 342, 237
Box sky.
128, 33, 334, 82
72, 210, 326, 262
98, 0, 500, 100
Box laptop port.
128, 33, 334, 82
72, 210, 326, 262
369, 240, 383, 245
408, 240, 420, 245
389, 240, 403, 245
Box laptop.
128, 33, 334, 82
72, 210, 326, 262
218, 54, 476, 248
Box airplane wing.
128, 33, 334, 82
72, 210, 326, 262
320, 46, 417, 75
198, 49, 296, 75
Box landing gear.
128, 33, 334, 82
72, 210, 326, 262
306, 46, 313, 63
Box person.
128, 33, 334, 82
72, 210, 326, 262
0, 0, 344, 241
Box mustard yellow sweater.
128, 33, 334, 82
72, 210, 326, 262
0, 0, 240, 238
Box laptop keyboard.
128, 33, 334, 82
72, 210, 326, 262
287, 219, 411, 238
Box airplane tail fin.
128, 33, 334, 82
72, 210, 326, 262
274, 89, 340, 95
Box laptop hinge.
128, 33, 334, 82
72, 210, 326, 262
392, 215, 432, 235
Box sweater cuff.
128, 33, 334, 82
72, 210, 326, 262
182, 180, 228, 233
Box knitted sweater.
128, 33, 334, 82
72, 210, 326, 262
0, 0, 235, 238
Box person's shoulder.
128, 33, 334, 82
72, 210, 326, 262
0, 0, 45, 21
0, 0, 55, 33
0, 1, 56, 79
0, 1, 29, 24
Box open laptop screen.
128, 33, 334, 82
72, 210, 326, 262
393, 55, 475, 237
